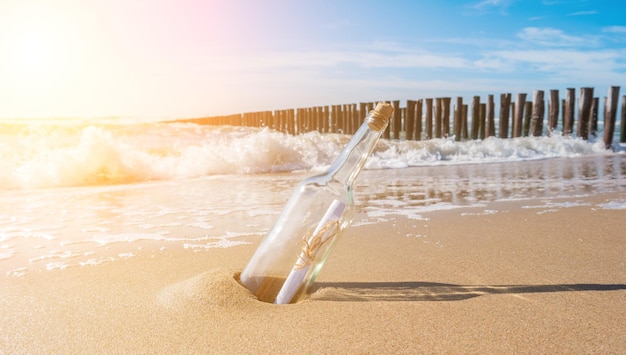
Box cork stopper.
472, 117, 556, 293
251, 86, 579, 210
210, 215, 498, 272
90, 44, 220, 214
367, 102, 394, 131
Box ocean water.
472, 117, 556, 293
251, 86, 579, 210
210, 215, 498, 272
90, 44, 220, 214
1, 118, 625, 276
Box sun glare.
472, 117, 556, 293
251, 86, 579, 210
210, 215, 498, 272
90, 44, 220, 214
3, 4, 79, 88
0, 2, 88, 116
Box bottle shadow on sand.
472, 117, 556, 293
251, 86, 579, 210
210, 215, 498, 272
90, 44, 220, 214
308, 282, 626, 302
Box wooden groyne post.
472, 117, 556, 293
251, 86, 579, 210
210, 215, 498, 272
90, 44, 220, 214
415, 99, 423, 140
563, 88, 575, 135
621, 95, 626, 143
405, 100, 416, 140
434, 98, 443, 138
523, 101, 532, 137
425, 98, 433, 140
603, 86, 621, 148
392, 100, 401, 140
589, 97, 606, 137
499, 93, 511, 138
462, 104, 469, 140
530, 90, 544, 137
486, 95, 495, 137
454, 97, 463, 140
577, 87, 594, 140
442, 97, 451, 137
470, 96, 480, 139
513, 93, 526, 138
479, 103, 486, 139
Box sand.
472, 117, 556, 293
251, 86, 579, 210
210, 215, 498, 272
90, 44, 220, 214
1, 186, 624, 354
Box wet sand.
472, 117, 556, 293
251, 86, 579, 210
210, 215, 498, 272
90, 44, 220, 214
1, 188, 624, 353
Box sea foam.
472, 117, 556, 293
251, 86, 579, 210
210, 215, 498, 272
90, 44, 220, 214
0, 119, 622, 190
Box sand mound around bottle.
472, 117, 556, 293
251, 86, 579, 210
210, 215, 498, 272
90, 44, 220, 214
157, 269, 257, 311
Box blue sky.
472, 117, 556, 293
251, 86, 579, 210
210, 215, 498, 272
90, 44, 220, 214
0, 0, 624, 118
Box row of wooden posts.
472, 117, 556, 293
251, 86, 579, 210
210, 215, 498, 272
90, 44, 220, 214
183, 86, 625, 149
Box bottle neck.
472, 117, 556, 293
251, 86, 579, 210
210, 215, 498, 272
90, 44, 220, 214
327, 112, 388, 186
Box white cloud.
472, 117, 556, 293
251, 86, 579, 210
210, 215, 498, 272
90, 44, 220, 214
470, 0, 509, 9
473, 57, 515, 72
200, 45, 469, 72
603, 26, 626, 33
567, 10, 598, 16
480, 48, 626, 76
473, 0, 500, 7
355, 52, 468, 69
517, 27, 596, 47
466, 0, 512, 14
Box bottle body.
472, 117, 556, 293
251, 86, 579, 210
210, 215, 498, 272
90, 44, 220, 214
240, 174, 354, 303
239, 103, 393, 304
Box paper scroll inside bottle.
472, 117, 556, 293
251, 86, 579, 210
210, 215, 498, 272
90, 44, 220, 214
274, 200, 345, 304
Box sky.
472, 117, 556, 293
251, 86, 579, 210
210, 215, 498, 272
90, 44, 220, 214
0, 0, 625, 119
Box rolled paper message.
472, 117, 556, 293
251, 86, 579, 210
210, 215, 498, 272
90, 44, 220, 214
274, 199, 345, 304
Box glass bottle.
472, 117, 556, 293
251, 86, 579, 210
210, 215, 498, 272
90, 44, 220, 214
239, 102, 394, 304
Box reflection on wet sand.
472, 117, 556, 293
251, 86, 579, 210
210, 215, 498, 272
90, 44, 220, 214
356, 155, 625, 212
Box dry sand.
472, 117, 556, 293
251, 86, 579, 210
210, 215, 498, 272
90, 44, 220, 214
1, 192, 625, 354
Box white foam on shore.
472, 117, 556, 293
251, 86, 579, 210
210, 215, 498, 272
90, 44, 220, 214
522, 201, 591, 210
183, 238, 251, 250
0, 248, 15, 260
1, 119, 621, 190
596, 200, 626, 210
88, 231, 261, 246
366, 134, 614, 170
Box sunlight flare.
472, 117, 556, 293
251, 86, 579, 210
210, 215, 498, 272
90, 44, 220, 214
1, 3, 85, 92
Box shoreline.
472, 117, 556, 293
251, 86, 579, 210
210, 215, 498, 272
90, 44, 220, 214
1, 191, 625, 353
